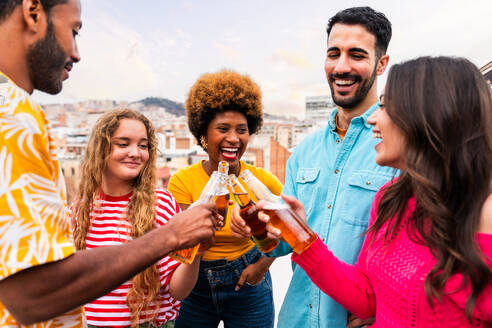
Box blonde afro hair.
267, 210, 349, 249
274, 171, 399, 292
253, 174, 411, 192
185, 69, 263, 149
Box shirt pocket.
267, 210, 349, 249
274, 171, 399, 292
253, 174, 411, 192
295, 168, 320, 215
296, 168, 320, 184
340, 170, 392, 227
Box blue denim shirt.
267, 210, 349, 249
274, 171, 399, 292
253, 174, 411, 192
269, 103, 397, 328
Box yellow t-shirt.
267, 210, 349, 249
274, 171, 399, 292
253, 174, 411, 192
168, 160, 283, 261
0, 72, 84, 327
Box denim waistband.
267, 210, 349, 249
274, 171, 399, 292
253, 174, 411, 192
199, 246, 261, 270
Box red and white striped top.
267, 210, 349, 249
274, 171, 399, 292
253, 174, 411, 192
80, 188, 181, 327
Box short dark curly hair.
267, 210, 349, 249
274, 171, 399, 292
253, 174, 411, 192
0, 0, 68, 23
185, 69, 263, 150
326, 6, 392, 58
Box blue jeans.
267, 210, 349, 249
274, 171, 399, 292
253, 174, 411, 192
175, 247, 274, 328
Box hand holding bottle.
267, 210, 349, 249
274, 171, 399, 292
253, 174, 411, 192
239, 169, 316, 254
230, 203, 252, 238
228, 174, 279, 253
166, 202, 222, 251
255, 194, 307, 241
276, 194, 307, 221
169, 161, 230, 264
196, 211, 226, 255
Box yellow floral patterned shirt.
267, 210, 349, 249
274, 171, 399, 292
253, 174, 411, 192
0, 72, 84, 327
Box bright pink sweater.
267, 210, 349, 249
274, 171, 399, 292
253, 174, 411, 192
292, 187, 492, 327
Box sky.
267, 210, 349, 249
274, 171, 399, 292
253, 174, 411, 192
34, 0, 492, 118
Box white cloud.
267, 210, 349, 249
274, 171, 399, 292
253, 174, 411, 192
224, 31, 241, 44
213, 42, 241, 60
63, 11, 160, 101
264, 99, 304, 118
33, 0, 492, 117
271, 50, 313, 69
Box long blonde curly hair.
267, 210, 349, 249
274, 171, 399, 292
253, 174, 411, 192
71, 109, 161, 326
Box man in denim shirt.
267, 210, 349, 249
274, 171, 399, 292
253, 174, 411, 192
232, 6, 394, 328
275, 7, 394, 328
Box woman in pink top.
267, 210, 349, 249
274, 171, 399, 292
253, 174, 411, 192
262, 57, 492, 327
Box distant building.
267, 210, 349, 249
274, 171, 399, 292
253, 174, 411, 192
305, 95, 335, 123
40, 97, 308, 200
276, 124, 294, 149
293, 122, 318, 148
64, 131, 90, 157
251, 122, 276, 149
86, 111, 106, 129
157, 166, 171, 189
242, 147, 264, 168
269, 137, 291, 184
60, 158, 83, 204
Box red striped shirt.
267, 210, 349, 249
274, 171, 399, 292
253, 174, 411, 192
79, 188, 181, 327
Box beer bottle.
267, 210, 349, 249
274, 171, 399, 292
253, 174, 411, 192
170, 171, 221, 264
215, 161, 230, 220
195, 162, 231, 253
229, 174, 279, 253
240, 169, 316, 254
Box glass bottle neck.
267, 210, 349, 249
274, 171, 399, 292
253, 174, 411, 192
228, 174, 253, 207
197, 171, 220, 204
240, 170, 279, 203
218, 161, 229, 175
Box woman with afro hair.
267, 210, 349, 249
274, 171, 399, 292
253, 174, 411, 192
168, 69, 281, 328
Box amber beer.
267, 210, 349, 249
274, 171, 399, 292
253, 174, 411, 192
229, 175, 278, 253
215, 192, 230, 219
170, 162, 230, 264
169, 171, 222, 264
262, 202, 316, 254
170, 245, 200, 265
236, 194, 279, 253
215, 162, 230, 219
240, 169, 316, 254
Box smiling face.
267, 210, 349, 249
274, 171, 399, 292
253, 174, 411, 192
204, 111, 249, 175
27, 0, 81, 94
367, 96, 406, 169
103, 118, 150, 191
325, 23, 388, 112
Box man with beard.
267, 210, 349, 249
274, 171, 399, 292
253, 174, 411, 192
229, 6, 394, 328
273, 7, 394, 328
0, 1, 221, 326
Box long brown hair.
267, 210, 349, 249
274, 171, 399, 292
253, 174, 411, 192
71, 109, 161, 326
368, 57, 492, 320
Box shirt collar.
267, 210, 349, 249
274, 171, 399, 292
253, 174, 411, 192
0, 71, 9, 84
328, 102, 380, 131
328, 108, 338, 131
0, 70, 33, 100
361, 102, 380, 128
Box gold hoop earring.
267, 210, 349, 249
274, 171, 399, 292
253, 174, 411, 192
200, 136, 208, 150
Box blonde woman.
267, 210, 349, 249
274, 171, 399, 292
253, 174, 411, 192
71, 109, 207, 327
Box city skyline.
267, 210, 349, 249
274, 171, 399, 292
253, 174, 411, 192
33, 0, 492, 118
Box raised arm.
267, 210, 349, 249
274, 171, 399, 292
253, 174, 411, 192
168, 254, 201, 301
0, 203, 218, 325
292, 236, 376, 319
262, 194, 377, 319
